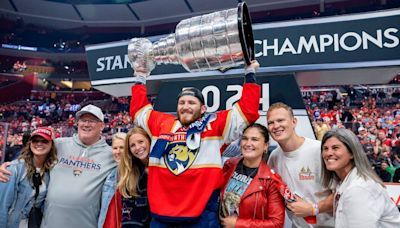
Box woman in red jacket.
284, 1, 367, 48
220, 123, 285, 228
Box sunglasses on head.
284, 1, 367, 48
31, 138, 50, 144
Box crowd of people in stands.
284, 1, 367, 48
303, 86, 400, 183
12, 60, 27, 73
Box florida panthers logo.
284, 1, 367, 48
164, 143, 198, 175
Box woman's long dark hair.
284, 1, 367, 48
18, 137, 58, 183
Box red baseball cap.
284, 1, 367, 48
30, 127, 53, 141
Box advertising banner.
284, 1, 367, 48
385, 183, 400, 206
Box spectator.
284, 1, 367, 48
340, 107, 354, 129
320, 128, 400, 227
362, 137, 374, 155
0, 127, 57, 227
110, 132, 126, 163
314, 118, 330, 141
378, 131, 392, 147
379, 161, 396, 182
357, 126, 368, 139
267, 102, 334, 227
220, 123, 285, 227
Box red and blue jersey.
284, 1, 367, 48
130, 82, 260, 221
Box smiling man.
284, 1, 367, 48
41, 104, 115, 228
266, 102, 334, 228
130, 60, 261, 227
42, 104, 115, 227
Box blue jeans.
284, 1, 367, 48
150, 190, 220, 228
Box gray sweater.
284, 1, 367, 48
41, 134, 116, 228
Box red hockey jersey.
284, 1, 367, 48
130, 82, 260, 221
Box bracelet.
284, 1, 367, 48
309, 202, 315, 216
314, 203, 319, 215
313, 203, 319, 215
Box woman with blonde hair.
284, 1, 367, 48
99, 126, 151, 227
321, 128, 400, 227
0, 127, 57, 228
111, 132, 127, 163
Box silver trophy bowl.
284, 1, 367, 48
128, 2, 254, 76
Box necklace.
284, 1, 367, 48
241, 161, 259, 177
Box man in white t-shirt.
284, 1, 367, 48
266, 102, 334, 228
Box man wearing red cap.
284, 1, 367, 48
130, 60, 261, 226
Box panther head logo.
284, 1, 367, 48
164, 143, 198, 175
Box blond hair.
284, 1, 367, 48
118, 127, 150, 198
267, 102, 294, 118
112, 132, 127, 144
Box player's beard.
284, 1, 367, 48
178, 111, 202, 127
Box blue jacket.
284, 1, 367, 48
98, 167, 118, 228
0, 159, 50, 228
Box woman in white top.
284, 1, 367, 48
321, 128, 400, 228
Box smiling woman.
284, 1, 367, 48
98, 126, 151, 228
320, 128, 400, 227
111, 132, 127, 163
220, 123, 285, 227
0, 127, 57, 228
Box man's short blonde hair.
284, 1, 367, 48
267, 102, 294, 118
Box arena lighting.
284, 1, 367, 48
1, 44, 37, 52
60, 80, 73, 88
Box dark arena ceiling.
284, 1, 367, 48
1, 0, 399, 38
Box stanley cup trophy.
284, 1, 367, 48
128, 2, 254, 77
